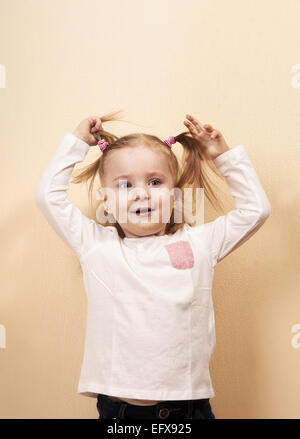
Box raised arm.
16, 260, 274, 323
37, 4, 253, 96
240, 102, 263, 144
34, 117, 109, 259
183, 114, 271, 267
208, 144, 271, 266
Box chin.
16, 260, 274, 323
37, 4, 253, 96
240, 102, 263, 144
129, 225, 166, 237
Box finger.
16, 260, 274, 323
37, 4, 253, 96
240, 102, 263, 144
95, 117, 102, 130
88, 117, 97, 132
210, 130, 220, 139
88, 117, 97, 126
203, 124, 213, 132
186, 121, 206, 139
185, 119, 204, 135
91, 117, 101, 132
185, 114, 205, 131
185, 119, 200, 133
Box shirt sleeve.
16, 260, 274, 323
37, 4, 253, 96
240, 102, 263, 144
34, 133, 108, 260
203, 144, 271, 267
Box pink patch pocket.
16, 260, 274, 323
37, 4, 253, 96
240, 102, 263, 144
164, 240, 194, 270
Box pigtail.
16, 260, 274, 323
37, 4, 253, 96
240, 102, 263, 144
71, 109, 127, 206
174, 132, 227, 218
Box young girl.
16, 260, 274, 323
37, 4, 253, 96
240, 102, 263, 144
35, 111, 271, 419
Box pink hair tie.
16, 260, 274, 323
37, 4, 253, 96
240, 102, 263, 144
163, 136, 176, 148
98, 139, 109, 152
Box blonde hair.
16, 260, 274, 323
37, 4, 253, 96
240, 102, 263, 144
71, 109, 226, 239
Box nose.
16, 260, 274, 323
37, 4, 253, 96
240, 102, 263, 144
129, 184, 151, 202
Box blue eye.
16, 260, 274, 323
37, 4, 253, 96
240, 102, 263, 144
149, 179, 161, 186
118, 179, 161, 189
118, 181, 130, 189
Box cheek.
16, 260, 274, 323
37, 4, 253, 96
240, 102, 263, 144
106, 195, 121, 217
159, 190, 173, 208
157, 195, 174, 223
150, 184, 174, 217
151, 187, 171, 205
161, 196, 172, 209
115, 193, 128, 210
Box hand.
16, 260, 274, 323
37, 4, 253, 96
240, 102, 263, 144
72, 116, 103, 146
184, 114, 230, 160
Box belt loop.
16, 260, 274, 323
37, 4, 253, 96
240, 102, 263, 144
187, 400, 193, 419
117, 402, 127, 419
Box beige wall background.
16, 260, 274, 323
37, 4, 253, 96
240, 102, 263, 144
1, 0, 300, 419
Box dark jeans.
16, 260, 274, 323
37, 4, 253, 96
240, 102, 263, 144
97, 393, 216, 419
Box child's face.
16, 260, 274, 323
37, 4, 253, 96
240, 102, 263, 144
100, 145, 176, 238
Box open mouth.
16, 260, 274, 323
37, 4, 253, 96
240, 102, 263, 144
131, 207, 155, 216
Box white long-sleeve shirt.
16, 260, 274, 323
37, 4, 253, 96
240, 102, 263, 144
35, 133, 271, 402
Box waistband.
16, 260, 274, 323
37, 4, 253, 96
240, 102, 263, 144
98, 393, 210, 419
